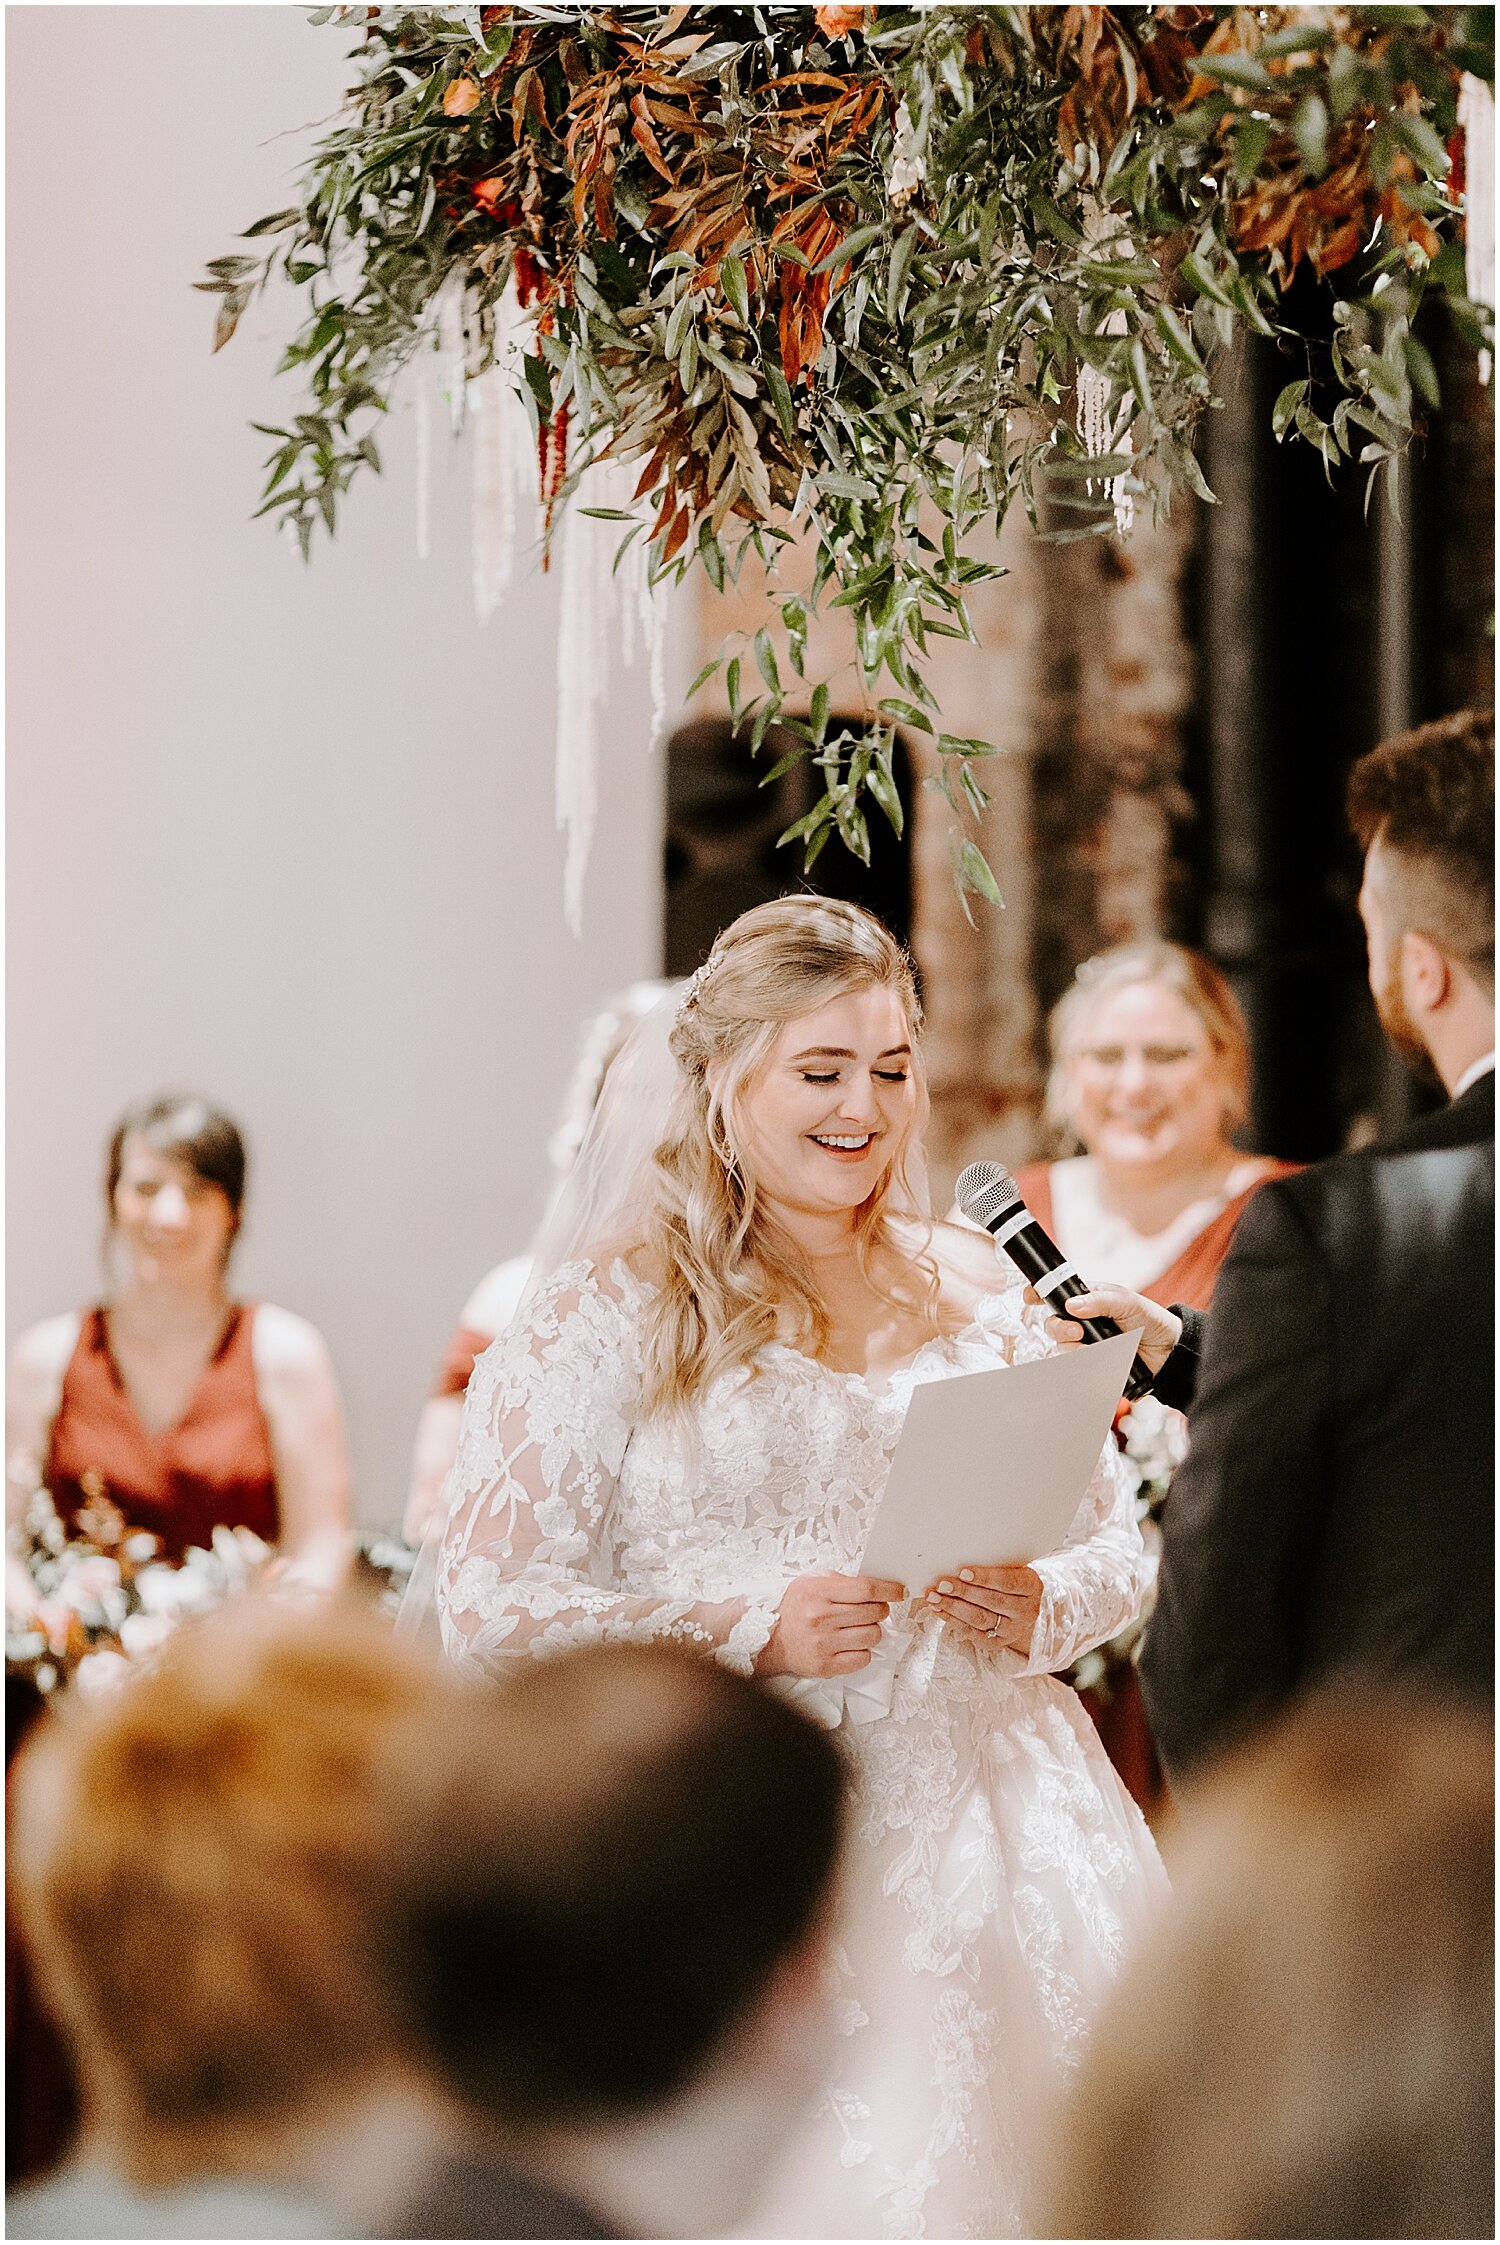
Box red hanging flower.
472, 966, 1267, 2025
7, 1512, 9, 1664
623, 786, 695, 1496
514, 245, 545, 306
538, 394, 570, 562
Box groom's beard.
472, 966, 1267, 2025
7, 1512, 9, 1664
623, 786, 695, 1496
1374, 956, 1444, 1094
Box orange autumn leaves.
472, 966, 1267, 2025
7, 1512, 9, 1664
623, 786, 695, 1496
1050, 6, 1453, 284
815, 5, 873, 36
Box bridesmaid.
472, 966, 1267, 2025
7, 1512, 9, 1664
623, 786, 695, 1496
6, 1092, 353, 1595
1016, 943, 1298, 1816
5, 1092, 355, 2190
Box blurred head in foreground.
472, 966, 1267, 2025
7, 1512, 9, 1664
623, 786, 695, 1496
1034, 1692, 1494, 2241
11, 1610, 846, 2238
383, 1639, 848, 2235
8, 1600, 447, 2195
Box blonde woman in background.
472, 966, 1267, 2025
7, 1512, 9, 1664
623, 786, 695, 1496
1016, 941, 1297, 1312
435, 897, 1167, 2241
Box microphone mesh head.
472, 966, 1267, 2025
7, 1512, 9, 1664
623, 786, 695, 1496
956, 1161, 1021, 1231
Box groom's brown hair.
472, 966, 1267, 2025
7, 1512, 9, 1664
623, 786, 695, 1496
1347, 707, 1495, 991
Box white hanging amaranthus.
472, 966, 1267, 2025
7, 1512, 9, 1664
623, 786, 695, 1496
414, 279, 668, 936
413, 271, 471, 559
1459, 72, 1494, 385
1077, 202, 1137, 538
469, 282, 535, 622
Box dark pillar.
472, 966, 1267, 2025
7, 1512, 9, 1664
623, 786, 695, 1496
662, 718, 915, 976
1193, 330, 1377, 1161
1187, 282, 1493, 1159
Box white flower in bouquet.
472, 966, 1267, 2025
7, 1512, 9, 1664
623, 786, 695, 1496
57, 1554, 122, 1605
119, 1610, 176, 1661
74, 1648, 132, 1700
208, 1523, 271, 1592
1118, 1394, 1189, 1505
53, 1553, 129, 1633
134, 1562, 206, 1615
8, 1488, 271, 1700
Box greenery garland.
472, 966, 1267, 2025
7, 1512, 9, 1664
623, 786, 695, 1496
208, 4, 1492, 901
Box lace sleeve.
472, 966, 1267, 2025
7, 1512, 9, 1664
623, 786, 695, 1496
978, 1283, 1151, 1678
435, 1263, 779, 1680
1020, 1435, 1149, 1677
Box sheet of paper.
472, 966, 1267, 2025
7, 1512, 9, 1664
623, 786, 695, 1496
859, 1328, 1138, 1588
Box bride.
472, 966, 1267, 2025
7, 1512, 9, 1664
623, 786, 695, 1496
436, 896, 1167, 2240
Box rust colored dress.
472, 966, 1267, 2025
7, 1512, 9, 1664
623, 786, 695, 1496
1013, 1159, 1301, 1822
432, 1324, 493, 1402
44, 1304, 280, 1559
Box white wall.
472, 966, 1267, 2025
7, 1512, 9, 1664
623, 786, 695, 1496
6, 6, 671, 1523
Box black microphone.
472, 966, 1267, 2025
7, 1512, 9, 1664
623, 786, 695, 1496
955, 1160, 1155, 1402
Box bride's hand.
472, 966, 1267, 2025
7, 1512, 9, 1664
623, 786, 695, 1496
923, 1565, 1043, 1655
756, 1572, 906, 1680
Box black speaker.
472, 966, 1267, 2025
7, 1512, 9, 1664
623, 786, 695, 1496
663, 717, 915, 975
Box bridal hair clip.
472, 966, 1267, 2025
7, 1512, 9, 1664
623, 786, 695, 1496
678, 948, 727, 1018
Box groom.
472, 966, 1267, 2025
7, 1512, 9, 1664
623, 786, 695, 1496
1047, 710, 1494, 1785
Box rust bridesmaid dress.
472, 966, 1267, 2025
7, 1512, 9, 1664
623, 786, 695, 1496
45, 1303, 280, 1556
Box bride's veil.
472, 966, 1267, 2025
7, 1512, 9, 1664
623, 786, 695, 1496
397, 989, 685, 1637
513, 988, 687, 1320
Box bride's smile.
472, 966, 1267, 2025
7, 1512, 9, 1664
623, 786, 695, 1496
726, 986, 918, 1224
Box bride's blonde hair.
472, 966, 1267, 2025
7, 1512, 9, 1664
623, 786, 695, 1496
629, 897, 941, 1420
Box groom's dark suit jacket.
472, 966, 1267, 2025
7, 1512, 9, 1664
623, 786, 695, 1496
1139, 1067, 1495, 1786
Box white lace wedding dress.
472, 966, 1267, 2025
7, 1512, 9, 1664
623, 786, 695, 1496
436, 1258, 1167, 2241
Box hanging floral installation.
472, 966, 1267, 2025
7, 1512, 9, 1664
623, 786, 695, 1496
207, 4, 1493, 914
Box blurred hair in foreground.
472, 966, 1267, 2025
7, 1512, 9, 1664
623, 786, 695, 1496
382, 1636, 848, 2123
8, 1603, 848, 2229
1033, 1690, 1494, 2241
8, 1599, 449, 2188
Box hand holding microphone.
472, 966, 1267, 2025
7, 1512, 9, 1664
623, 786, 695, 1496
1030, 1282, 1182, 1375
955, 1162, 1162, 1401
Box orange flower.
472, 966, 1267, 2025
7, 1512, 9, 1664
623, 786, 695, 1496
816, 5, 871, 38
442, 78, 482, 118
